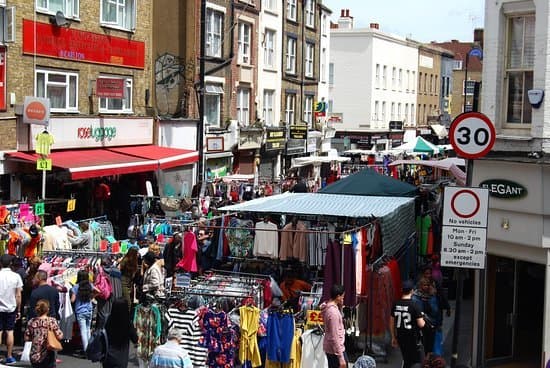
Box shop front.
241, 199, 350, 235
235, 128, 262, 175
471, 160, 549, 368
260, 127, 286, 181
284, 124, 307, 172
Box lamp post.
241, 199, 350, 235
462, 46, 483, 113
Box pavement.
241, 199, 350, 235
0, 298, 473, 368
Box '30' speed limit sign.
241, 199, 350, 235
449, 112, 496, 159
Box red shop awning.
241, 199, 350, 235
108, 145, 199, 169
6, 149, 159, 180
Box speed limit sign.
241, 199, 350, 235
449, 112, 496, 159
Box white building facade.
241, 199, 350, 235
473, 0, 550, 367
329, 13, 418, 151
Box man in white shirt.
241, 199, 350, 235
0, 254, 23, 364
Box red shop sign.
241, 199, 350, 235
96, 78, 124, 98
22, 20, 145, 69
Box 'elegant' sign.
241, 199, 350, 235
479, 179, 527, 199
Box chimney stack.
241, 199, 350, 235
337, 9, 354, 29
370, 23, 379, 30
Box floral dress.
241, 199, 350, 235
199, 310, 239, 368
24, 316, 63, 365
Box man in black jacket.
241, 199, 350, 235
29, 270, 60, 320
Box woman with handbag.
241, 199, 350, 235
24, 299, 63, 368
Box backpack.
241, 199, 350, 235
86, 328, 109, 362
95, 267, 112, 300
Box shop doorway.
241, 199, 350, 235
485, 255, 544, 368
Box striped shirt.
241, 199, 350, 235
165, 308, 208, 367
149, 341, 192, 368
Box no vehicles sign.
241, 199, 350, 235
441, 186, 489, 269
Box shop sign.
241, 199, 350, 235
30, 117, 153, 149
22, 20, 145, 69
96, 78, 125, 98
0, 47, 5, 111
307, 137, 318, 153
265, 129, 286, 151
238, 128, 262, 150
289, 125, 307, 140
327, 113, 343, 124
23, 96, 50, 125
77, 126, 117, 141
286, 139, 306, 155
480, 179, 527, 199
206, 137, 224, 152
305, 310, 324, 327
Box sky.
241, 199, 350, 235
321, 0, 485, 43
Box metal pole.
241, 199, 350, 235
450, 158, 474, 368
41, 170, 46, 199
197, 0, 206, 196
463, 53, 469, 113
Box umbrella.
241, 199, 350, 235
394, 136, 440, 154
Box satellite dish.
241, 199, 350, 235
50, 11, 69, 27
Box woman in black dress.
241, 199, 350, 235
102, 298, 138, 368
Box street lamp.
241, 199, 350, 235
462, 46, 483, 112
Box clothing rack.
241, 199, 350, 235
210, 268, 271, 280
41, 249, 117, 256
74, 215, 108, 223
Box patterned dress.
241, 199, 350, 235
24, 316, 63, 365
199, 310, 239, 368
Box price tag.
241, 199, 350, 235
34, 202, 45, 216
66, 199, 76, 212
306, 310, 324, 326
36, 158, 52, 171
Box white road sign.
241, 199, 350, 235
442, 187, 489, 228
449, 112, 496, 159
441, 186, 489, 269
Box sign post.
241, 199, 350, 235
448, 111, 495, 368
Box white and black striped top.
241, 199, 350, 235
165, 307, 208, 368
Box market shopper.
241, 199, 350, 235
29, 270, 60, 320
68, 222, 93, 250
102, 298, 138, 368
149, 330, 192, 368
70, 270, 96, 352
412, 277, 439, 355
321, 284, 347, 368
141, 251, 165, 301
119, 247, 139, 311
0, 254, 23, 364
24, 299, 63, 368
390, 280, 426, 368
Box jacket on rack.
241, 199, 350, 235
279, 221, 307, 262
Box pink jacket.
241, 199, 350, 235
176, 231, 198, 272
321, 302, 345, 357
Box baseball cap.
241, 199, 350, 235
402, 279, 415, 293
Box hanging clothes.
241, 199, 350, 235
322, 240, 342, 302
279, 221, 307, 262
176, 231, 198, 273
134, 303, 163, 362
226, 218, 255, 258
253, 220, 279, 258
265, 328, 301, 368
165, 307, 209, 368
199, 309, 239, 368
300, 328, 328, 368
238, 305, 262, 367
266, 312, 295, 364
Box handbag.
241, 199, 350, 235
47, 329, 62, 352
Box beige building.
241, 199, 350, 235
416, 44, 443, 128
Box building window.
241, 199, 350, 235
391, 102, 395, 120
0, 6, 15, 43
204, 84, 223, 127
411, 71, 416, 93
463, 80, 476, 96
382, 65, 387, 89
264, 29, 276, 68
320, 48, 326, 83
506, 15, 534, 125
305, 0, 315, 27
263, 89, 275, 126
304, 95, 313, 127
404, 103, 409, 122
374, 101, 379, 121
406, 70, 410, 91
411, 103, 415, 123
286, 0, 296, 21
285, 93, 295, 124
238, 22, 251, 64
100, 0, 135, 30
391, 67, 396, 90
37, 0, 78, 18
453, 60, 463, 70
375, 64, 380, 88
237, 87, 250, 126
322, 14, 328, 35
98, 76, 132, 113
36, 69, 78, 112
305, 42, 314, 77
329, 63, 334, 85
263, 0, 276, 12
398, 69, 403, 91
381, 101, 386, 123
434, 75, 438, 94
397, 103, 402, 120
206, 8, 223, 58
286, 37, 296, 74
